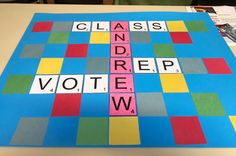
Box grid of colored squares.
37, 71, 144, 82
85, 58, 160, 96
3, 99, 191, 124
2, 57, 232, 95
19, 43, 189, 58
48, 93, 227, 117
10, 115, 236, 146
30, 20, 209, 45
32, 20, 207, 32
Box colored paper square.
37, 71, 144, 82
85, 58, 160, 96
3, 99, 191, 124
139, 117, 175, 146
170, 32, 192, 44
170, 116, 206, 145
80, 94, 109, 117
51, 94, 81, 117
48, 32, 69, 44
179, 58, 207, 74
229, 116, 236, 132
77, 117, 108, 145
111, 21, 129, 31
199, 117, 236, 146
131, 32, 151, 43
2, 75, 33, 94
32, 21, 53, 32
109, 117, 140, 145
44, 117, 78, 146
110, 93, 136, 116
88, 44, 110, 57
164, 93, 197, 116
186, 21, 208, 32
134, 74, 162, 92
131, 44, 154, 57
110, 58, 132, 73
110, 74, 134, 93
136, 93, 167, 116
150, 32, 172, 43
61, 58, 86, 74
166, 21, 188, 32
68, 32, 90, 44
51, 22, 73, 32
153, 44, 176, 57
191, 93, 226, 116
111, 32, 130, 43
42, 44, 67, 58
90, 32, 110, 44
110, 44, 131, 57
10, 118, 48, 145
37, 58, 63, 74
203, 58, 232, 74
160, 74, 189, 93
65, 44, 88, 58
86, 58, 109, 73
20, 44, 44, 58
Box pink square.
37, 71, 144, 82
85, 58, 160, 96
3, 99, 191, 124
32, 21, 53, 32
65, 44, 88, 58
111, 44, 131, 57
51, 94, 81, 117
110, 74, 134, 93
170, 32, 192, 44
203, 58, 232, 74
110, 93, 137, 116
110, 58, 132, 73
111, 21, 129, 31
171, 116, 206, 145
111, 32, 130, 43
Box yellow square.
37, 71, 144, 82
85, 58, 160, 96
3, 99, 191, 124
37, 58, 63, 74
229, 116, 236, 131
109, 117, 140, 145
160, 74, 189, 93
166, 21, 188, 32
90, 32, 110, 44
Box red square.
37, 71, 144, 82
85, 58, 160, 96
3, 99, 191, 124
170, 116, 206, 145
203, 58, 232, 74
170, 32, 192, 44
51, 94, 81, 117
65, 44, 88, 58
32, 21, 53, 32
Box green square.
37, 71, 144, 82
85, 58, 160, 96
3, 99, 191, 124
77, 117, 108, 145
2, 75, 34, 94
191, 93, 226, 116
48, 32, 69, 44
186, 21, 208, 32
153, 44, 176, 57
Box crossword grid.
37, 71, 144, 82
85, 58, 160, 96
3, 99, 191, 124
0, 12, 236, 147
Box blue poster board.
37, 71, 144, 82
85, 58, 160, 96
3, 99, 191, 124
0, 12, 236, 147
